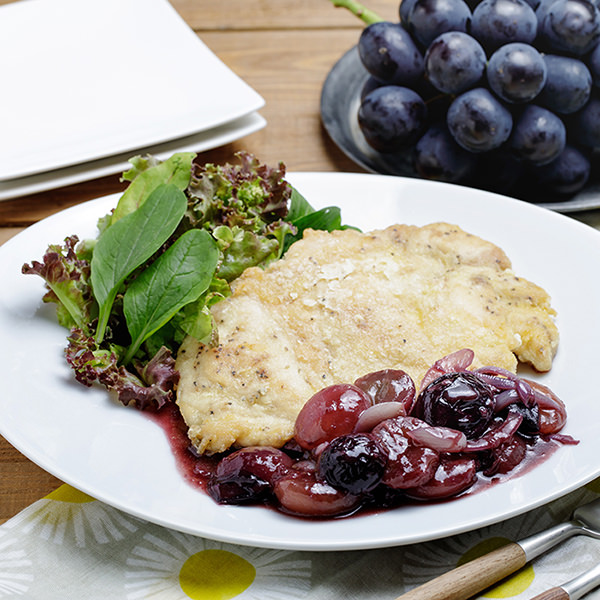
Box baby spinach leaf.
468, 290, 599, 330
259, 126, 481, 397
282, 206, 346, 254
111, 152, 195, 224
122, 228, 219, 364
91, 183, 187, 342
286, 185, 314, 221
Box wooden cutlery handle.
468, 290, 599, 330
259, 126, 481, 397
394, 542, 527, 600
528, 588, 570, 600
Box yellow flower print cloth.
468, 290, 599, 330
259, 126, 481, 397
1, 480, 600, 599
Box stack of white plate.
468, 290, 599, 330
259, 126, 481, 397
0, 0, 266, 200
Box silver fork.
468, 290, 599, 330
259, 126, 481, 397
394, 497, 600, 600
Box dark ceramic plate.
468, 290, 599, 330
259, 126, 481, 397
320, 46, 600, 214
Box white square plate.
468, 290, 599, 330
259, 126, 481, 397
0, 0, 264, 180
0, 112, 266, 200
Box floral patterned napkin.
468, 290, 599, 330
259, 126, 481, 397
1, 479, 600, 600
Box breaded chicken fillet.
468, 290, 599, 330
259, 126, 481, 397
175, 223, 559, 455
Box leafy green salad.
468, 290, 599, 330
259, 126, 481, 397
23, 152, 350, 410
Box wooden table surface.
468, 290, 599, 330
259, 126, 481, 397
0, 0, 403, 523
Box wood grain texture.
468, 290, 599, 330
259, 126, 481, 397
170, 0, 400, 30
528, 588, 570, 600
394, 543, 528, 600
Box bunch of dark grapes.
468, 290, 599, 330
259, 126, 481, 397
355, 0, 600, 201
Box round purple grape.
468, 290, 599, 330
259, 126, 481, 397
424, 32, 486, 94
539, 55, 592, 114
487, 43, 547, 103
317, 433, 387, 495
358, 86, 427, 152
509, 105, 566, 164
537, 0, 600, 55
405, 0, 472, 48
412, 372, 496, 439
532, 145, 591, 195
568, 96, 600, 148
447, 87, 513, 152
414, 124, 479, 182
587, 42, 600, 87
358, 21, 424, 85
471, 0, 538, 52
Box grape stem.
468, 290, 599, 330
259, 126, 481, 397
329, 0, 383, 25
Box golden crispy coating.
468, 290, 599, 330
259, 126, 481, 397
175, 223, 558, 455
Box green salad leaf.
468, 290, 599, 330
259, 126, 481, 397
91, 183, 187, 342
23, 151, 353, 410
111, 152, 195, 223
122, 229, 219, 363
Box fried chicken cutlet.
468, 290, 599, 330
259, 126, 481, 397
175, 222, 559, 455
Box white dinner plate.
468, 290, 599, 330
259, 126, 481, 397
0, 0, 264, 180
0, 112, 266, 201
1, 172, 599, 551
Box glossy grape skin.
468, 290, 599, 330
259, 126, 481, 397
568, 96, 600, 147
405, 0, 472, 48
414, 124, 479, 182
526, 379, 568, 434
413, 372, 496, 439
294, 383, 371, 450
424, 32, 486, 94
447, 87, 513, 152
358, 86, 428, 153
317, 433, 387, 494
207, 447, 294, 504
358, 21, 425, 85
482, 435, 528, 475
532, 144, 591, 194
587, 42, 600, 86
537, 0, 600, 55
273, 469, 361, 517
371, 417, 440, 489
471, 0, 538, 52
509, 105, 566, 164
354, 368, 416, 411
404, 456, 478, 499
538, 55, 592, 113
360, 76, 383, 101
400, 0, 419, 27
487, 43, 547, 103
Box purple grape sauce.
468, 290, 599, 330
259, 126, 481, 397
148, 350, 577, 519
